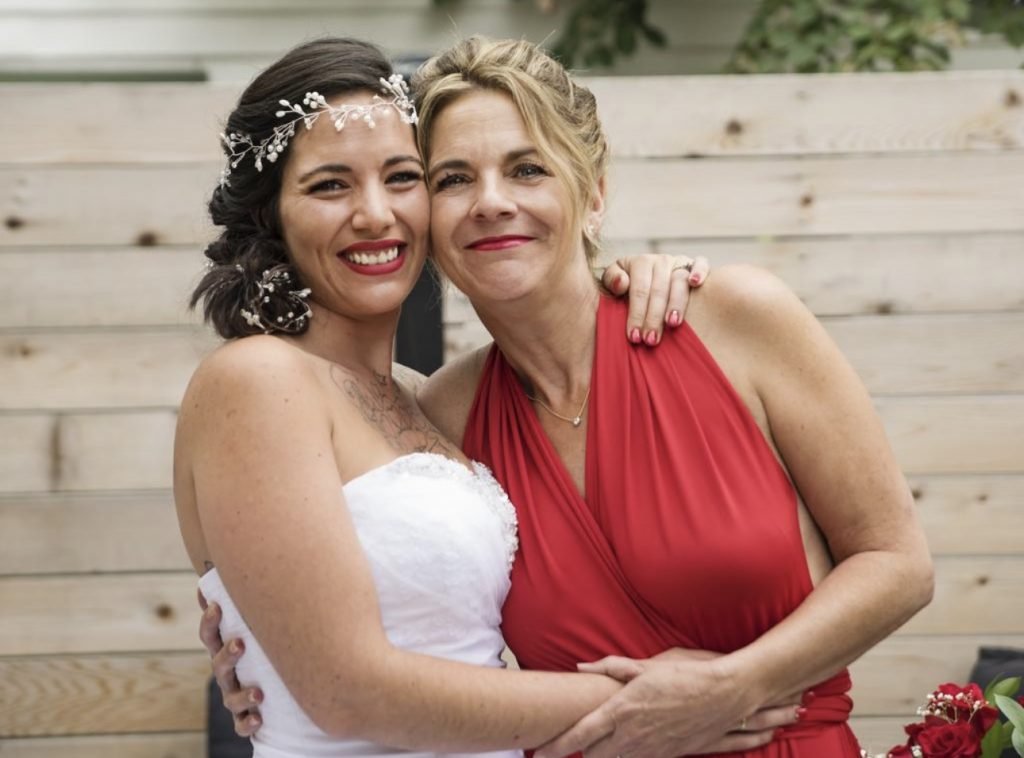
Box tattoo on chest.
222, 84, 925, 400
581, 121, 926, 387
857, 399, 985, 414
332, 367, 458, 456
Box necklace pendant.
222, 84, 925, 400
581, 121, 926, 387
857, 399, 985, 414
572, 416, 582, 427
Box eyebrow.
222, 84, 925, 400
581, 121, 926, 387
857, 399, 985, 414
297, 155, 423, 184
428, 146, 539, 180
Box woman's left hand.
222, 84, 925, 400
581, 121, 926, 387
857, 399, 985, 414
601, 254, 709, 346
534, 654, 774, 758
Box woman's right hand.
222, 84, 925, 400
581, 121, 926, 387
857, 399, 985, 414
199, 593, 264, 737
566, 651, 805, 756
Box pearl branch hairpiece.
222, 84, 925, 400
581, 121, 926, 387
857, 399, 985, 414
219, 74, 418, 185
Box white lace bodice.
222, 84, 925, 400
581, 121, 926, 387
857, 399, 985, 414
199, 453, 522, 758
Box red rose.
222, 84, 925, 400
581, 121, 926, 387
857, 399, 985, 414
914, 720, 981, 757
905, 721, 926, 741
905, 715, 948, 741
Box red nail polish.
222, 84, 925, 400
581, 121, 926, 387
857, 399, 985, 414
644, 330, 658, 346
795, 706, 807, 719
802, 690, 816, 705
613, 273, 625, 290
689, 273, 702, 285
629, 328, 641, 344
667, 310, 681, 327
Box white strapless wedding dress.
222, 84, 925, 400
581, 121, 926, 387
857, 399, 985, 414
199, 453, 523, 758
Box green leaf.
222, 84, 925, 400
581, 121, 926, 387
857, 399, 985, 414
993, 676, 1022, 700
996, 694, 1024, 732
1012, 724, 1024, 757
981, 718, 1004, 758
984, 675, 1006, 702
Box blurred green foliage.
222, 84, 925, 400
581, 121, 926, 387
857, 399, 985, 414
432, 0, 1024, 72
432, 0, 666, 68
546, 0, 666, 69
726, 0, 1024, 73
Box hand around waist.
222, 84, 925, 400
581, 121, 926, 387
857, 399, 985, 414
533, 653, 806, 758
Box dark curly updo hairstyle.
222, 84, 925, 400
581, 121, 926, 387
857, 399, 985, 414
192, 37, 396, 338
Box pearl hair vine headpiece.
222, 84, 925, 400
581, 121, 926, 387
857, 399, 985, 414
238, 266, 312, 334
219, 74, 418, 185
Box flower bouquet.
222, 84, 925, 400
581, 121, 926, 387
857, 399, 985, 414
862, 677, 1024, 758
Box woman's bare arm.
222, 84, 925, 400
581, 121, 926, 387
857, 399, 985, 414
537, 265, 933, 758
181, 338, 619, 752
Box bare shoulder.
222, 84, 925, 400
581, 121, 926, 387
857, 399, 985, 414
181, 336, 324, 429
696, 264, 802, 323
692, 264, 815, 351
416, 344, 492, 448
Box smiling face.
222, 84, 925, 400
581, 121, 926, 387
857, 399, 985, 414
277, 90, 429, 321
427, 89, 601, 306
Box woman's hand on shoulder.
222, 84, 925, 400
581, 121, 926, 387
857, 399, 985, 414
601, 254, 709, 346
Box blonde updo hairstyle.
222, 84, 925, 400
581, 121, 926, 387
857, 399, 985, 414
412, 37, 610, 262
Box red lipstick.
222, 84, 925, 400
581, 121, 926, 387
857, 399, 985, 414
338, 239, 408, 276
467, 235, 533, 252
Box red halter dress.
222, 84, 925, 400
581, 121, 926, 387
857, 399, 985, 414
462, 296, 860, 757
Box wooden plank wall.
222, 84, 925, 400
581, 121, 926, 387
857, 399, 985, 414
0, 0, 1019, 81
0, 70, 1022, 755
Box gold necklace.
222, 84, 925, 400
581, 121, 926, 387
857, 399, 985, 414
527, 385, 592, 428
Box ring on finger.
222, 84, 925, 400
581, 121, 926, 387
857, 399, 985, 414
674, 258, 695, 273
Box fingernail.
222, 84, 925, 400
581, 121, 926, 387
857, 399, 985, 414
250, 689, 262, 704
667, 310, 681, 327
230, 640, 244, 655
795, 706, 807, 720
613, 273, 624, 290
250, 715, 262, 728
689, 273, 702, 285
644, 330, 658, 346
629, 328, 641, 344
802, 689, 816, 705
